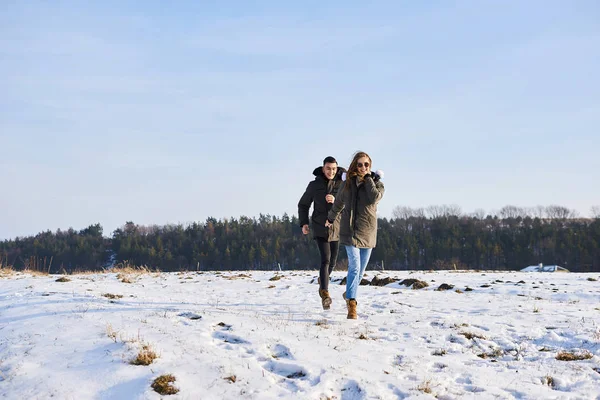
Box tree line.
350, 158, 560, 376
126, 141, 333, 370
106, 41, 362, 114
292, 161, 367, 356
1, 205, 599, 273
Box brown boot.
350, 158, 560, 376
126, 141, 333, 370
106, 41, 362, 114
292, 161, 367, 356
319, 289, 332, 310
347, 299, 357, 319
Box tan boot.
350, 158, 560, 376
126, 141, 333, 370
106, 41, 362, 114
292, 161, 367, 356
347, 299, 357, 319
319, 289, 332, 310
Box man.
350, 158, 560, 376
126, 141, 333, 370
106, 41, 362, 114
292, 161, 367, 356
298, 156, 346, 310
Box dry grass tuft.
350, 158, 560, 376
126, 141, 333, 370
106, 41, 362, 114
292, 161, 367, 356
113, 263, 152, 283
542, 375, 555, 387
370, 276, 398, 286
315, 319, 329, 328
130, 344, 158, 365
0, 267, 15, 278
478, 348, 503, 359
106, 323, 118, 343
151, 374, 179, 395
21, 268, 51, 276
417, 379, 432, 394
432, 349, 447, 356
224, 375, 237, 383
102, 293, 123, 300
459, 331, 486, 340
224, 273, 252, 280
358, 333, 368, 340
269, 275, 282, 281
436, 283, 455, 291
587, 277, 597, 282
399, 278, 429, 290
556, 350, 593, 361
55, 276, 71, 282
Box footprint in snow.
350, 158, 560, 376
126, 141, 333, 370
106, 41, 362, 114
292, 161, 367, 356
213, 331, 249, 345
263, 359, 308, 380
341, 379, 366, 400
178, 312, 202, 320
270, 343, 294, 360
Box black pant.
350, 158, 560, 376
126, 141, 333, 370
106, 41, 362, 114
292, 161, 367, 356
316, 237, 339, 290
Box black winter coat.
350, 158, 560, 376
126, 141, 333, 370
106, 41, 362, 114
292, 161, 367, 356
298, 166, 346, 241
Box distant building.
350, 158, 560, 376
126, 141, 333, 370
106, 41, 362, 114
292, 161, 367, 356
521, 263, 569, 273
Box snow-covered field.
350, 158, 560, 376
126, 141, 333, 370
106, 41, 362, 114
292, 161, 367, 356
1, 268, 599, 399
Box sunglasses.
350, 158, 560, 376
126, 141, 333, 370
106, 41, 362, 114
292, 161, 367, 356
357, 162, 370, 168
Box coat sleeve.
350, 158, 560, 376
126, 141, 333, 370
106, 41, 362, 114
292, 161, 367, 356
363, 176, 385, 204
327, 181, 347, 223
298, 182, 314, 227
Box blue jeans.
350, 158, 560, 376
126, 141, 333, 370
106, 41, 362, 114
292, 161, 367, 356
345, 246, 373, 300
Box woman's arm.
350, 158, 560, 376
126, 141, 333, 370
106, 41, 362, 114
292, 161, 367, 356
326, 181, 346, 224
363, 175, 384, 204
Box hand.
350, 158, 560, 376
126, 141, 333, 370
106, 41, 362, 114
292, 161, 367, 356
325, 194, 335, 204
325, 220, 332, 228
302, 224, 309, 235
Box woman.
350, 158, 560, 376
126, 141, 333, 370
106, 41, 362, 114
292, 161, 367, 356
298, 156, 346, 310
326, 151, 384, 319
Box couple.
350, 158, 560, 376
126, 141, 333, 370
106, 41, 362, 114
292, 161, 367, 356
298, 151, 385, 319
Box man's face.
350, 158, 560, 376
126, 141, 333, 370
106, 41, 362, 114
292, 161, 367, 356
322, 162, 338, 180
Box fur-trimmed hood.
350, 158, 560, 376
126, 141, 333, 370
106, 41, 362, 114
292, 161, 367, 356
312, 166, 347, 180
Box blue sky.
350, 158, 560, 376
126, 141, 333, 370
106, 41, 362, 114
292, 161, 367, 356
1, 1, 599, 239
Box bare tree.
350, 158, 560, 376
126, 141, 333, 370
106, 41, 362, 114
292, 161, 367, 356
499, 205, 527, 219
470, 208, 486, 219
590, 205, 600, 218
532, 204, 546, 219
393, 206, 415, 220
546, 205, 577, 219
445, 204, 462, 217
426, 204, 462, 218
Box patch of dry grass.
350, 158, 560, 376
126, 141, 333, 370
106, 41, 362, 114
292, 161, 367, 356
151, 374, 179, 395
436, 283, 455, 291
399, 278, 429, 290
459, 331, 487, 340
55, 276, 71, 282
21, 269, 50, 277
113, 264, 152, 283
106, 323, 119, 343
130, 344, 158, 366
224, 273, 252, 280
315, 319, 329, 328
542, 375, 555, 387
0, 265, 15, 278
417, 379, 433, 394
102, 293, 124, 300
477, 348, 504, 359
556, 350, 593, 361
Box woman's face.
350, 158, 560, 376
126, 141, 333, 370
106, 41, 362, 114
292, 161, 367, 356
356, 156, 371, 176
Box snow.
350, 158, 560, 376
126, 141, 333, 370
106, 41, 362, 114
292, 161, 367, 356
521, 265, 570, 273
1, 269, 600, 399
